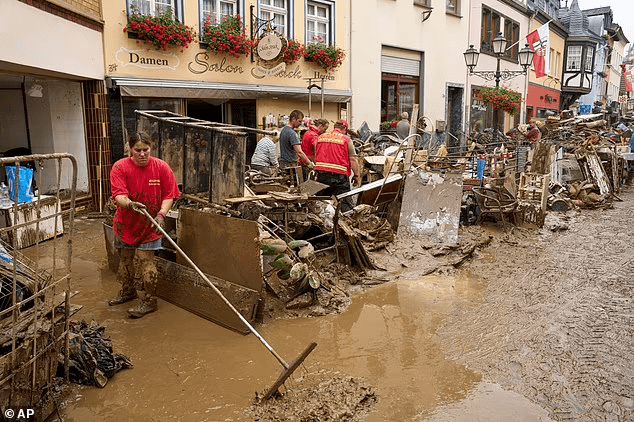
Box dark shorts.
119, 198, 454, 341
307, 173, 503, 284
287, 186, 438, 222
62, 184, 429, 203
116, 238, 162, 251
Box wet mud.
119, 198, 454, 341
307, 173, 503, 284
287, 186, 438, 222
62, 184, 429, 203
32, 187, 634, 421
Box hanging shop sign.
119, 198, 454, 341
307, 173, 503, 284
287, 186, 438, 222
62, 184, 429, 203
114, 47, 180, 70
257, 33, 283, 61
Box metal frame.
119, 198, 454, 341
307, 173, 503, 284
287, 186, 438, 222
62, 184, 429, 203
0, 153, 77, 417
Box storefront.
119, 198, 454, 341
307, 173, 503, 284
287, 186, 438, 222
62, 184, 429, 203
525, 83, 561, 122
103, 0, 351, 163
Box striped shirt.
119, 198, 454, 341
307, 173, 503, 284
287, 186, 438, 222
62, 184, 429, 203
251, 137, 279, 168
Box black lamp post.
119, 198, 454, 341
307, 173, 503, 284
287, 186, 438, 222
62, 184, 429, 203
464, 33, 535, 145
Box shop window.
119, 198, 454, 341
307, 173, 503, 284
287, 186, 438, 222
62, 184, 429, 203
584, 46, 594, 72
480, 6, 500, 54
566, 45, 582, 71
128, 0, 183, 21
446, 0, 460, 15
200, 0, 240, 29
381, 73, 419, 123
470, 86, 492, 132
306, 1, 333, 45
259, 0, 290, 37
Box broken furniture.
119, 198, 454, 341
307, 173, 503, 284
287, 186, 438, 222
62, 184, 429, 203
517, 172, 550, 227
472, 185, 519, 227
0, 196, 63, 249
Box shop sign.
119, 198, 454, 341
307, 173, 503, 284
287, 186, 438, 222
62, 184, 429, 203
115, 47, 179, 70
253, 62, 286, 77
188, 53, 245, 74
257, 34, 283, 61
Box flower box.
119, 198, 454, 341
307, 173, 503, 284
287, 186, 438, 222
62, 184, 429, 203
124, 8, 196, 51
201, 15, 251, 58
303, 39, 345, 72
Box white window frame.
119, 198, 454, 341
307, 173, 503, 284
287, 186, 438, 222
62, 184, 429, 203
584, 46, 593, 72
259, 0, 292, 37
306, 0, 333, 45
200, 0, 241, 33
128, 0, 183, 22
566, 45, 582, 71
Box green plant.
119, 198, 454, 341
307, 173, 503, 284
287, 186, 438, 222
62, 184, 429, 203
475, 86, 522, 115
124, 7, 196, 51
303, 37, 345, 72
381, 120, 398, 130
201, 15, 251, 58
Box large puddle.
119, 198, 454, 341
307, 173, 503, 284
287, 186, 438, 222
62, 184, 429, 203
36, 219, 551, 421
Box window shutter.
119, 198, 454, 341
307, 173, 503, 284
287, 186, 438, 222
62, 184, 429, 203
381, 56, 420, 77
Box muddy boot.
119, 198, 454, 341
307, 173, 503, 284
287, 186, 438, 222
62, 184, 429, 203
109, 248, 137, 306
108, 288, 138, 306
127, 293, 158, 318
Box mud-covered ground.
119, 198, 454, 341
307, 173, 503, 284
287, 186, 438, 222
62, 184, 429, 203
437, 189, 634, 421
30, 186, 634, 421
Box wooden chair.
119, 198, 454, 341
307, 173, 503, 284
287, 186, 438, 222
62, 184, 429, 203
472, 186, 519, 227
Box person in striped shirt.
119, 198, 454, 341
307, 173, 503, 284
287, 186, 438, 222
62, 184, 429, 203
250, 134, 279, 175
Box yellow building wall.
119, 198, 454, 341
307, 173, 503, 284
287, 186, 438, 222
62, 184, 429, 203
103, 0, 350, 125
528, 17, 564, 91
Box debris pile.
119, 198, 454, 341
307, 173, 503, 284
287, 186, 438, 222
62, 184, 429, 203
61, 320, 133, 388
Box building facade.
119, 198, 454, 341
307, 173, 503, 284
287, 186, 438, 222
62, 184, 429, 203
524, 10, 567, 123
465, 0, 532, 134
104, 0, 351, 163
349, 0, 469, 148
0, 0, 106, 203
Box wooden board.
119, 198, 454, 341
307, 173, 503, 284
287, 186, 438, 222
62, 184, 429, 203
155, 257, 259, 335
2, 197, 64, 249
177, 208, 263, 292
210, 131, 246, 204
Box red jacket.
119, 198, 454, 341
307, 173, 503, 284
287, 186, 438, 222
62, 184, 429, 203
315, 130, 351, 176
301, 126, 320, 162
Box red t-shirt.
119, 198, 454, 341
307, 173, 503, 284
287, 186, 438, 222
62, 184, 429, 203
301, 126, 320, 162
111, 156, 180, 246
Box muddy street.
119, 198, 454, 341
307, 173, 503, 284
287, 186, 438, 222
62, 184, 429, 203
34, 188, 633, 421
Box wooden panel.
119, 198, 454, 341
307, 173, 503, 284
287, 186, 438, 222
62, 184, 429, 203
177, 208, 262, 292
4, 197, 63, 249
184, 127, 212, 194
159, 121, 185, 186
155, 257, 259, 335
210, 132, 246, 203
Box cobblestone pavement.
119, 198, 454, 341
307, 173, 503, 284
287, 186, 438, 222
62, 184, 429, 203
437, 187, 634, 422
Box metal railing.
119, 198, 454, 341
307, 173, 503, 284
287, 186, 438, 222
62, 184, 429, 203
0, 153, 77, 416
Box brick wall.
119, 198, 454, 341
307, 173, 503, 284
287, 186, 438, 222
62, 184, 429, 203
18, 0, 103, 31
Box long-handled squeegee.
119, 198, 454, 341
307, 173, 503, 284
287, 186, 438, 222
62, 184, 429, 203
140, 208, 317, 400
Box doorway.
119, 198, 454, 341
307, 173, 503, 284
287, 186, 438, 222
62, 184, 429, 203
446, 85, 463, 151
230, 100, 257, 164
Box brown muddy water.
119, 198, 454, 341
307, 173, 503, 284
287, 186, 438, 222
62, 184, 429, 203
34, 217, 552, 421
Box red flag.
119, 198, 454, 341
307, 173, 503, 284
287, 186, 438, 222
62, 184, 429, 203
526, 23, 550, 78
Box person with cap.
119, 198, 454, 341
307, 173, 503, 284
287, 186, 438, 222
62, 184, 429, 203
396, 112, 410, 139
301, 118, 329, 179
314, 120, 360, 211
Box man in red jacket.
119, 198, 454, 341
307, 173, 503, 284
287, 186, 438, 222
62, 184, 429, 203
314, 120, 360, 211
109, 132, 180, 318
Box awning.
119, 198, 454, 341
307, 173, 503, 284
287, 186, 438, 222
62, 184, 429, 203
107, 77, 352, 103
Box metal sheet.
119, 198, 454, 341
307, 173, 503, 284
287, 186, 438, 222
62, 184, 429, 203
177, 208, 263, 292
155, 257, 259, 335
397, 170, 463, 245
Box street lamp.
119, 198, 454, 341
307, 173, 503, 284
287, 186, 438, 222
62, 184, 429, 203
464, 33, 535, 145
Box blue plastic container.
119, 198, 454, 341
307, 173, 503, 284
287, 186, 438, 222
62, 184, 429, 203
6, 166, 34, 203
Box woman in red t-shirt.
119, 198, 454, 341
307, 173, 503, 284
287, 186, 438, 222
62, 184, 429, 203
109, 132, 180, 318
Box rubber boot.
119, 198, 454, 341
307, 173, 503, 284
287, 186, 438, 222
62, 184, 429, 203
109, 249, 138, 306
128, 292, 158, 318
